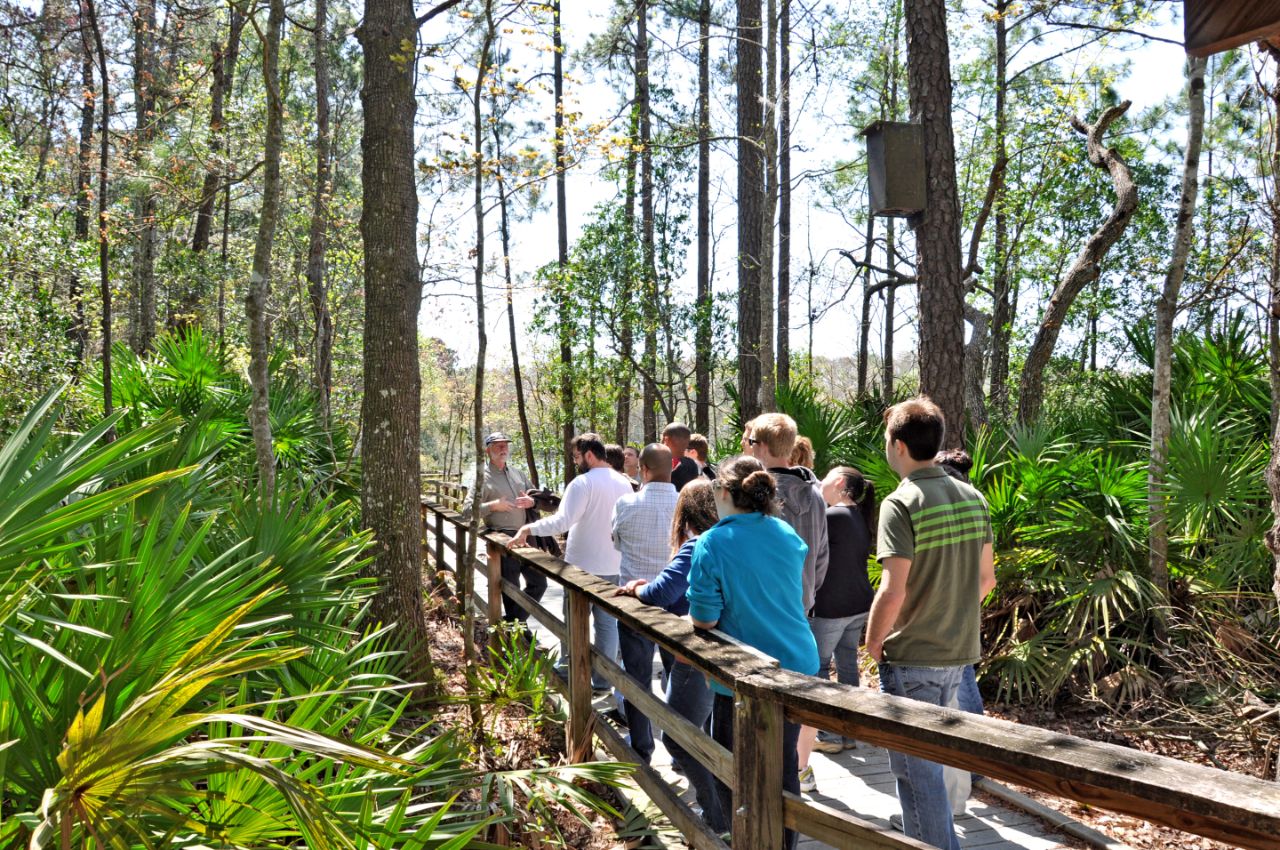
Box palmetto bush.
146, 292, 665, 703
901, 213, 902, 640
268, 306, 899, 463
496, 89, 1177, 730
0, 387, 625, 849
83, 329, 357, 498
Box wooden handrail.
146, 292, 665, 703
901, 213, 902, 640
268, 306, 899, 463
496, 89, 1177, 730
420, 499, 1280, 850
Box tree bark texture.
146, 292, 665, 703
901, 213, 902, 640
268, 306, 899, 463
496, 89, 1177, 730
1260, 48, 1280, 611
736, 0, 764, 423
246, 0, 284, 498
694, 0, 712, 434
554, 0, 574, 483
466, 6, 496, 663
963, 303, 989, 430
776, 0, 791, 394
904, 0, 964, 445
883, 218, 897, 400
1150, 57, 1206, 599
217, 5, 244, 350
1018, 101, 1136, 424
192, 8, 244, 253
307, 0, 334, 422
988, 1, 1012, 418
131, 0, 158, 354
638, 0, 659, 443
71, 25, 94, 365
84, 0, 112, 422
616, 95, 639, 446
357, 0, 433, 682
758, 0, 777, 411
854, 218, 875, 396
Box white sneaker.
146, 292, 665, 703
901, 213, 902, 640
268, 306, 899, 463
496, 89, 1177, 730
798, 764, 818, 793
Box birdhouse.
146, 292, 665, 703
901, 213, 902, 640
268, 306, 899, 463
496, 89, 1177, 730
862, 121, 925, 218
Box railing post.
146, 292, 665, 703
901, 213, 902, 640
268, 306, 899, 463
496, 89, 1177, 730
733, 689, 785, 849
455, 524, 468, 608
486, 541, 503, 628
434, 511, 445, 571
567, 589, 594, 763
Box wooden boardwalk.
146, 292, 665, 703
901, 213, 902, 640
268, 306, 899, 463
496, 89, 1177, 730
481, 571, 1078, 850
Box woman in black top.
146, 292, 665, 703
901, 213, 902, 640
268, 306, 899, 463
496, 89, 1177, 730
798, 467, 876, 790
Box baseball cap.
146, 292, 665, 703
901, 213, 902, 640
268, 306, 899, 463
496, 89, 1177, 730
484, 432, 512, 447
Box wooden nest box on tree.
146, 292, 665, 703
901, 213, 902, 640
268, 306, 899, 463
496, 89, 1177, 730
1184, 0, 1280, 56
861, 120, 925, 218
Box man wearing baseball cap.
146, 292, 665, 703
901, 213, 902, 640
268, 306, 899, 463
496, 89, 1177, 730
465, 432, 546, 622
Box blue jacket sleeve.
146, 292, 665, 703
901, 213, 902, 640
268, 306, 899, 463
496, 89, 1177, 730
686, 536, 725, 625
637, 541, 695, 612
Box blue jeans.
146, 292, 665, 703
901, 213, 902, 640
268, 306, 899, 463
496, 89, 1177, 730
559, 574, 619, 690
662, 659, 726, 832
879, 662, 964, 850
712, 693, 801, 850
618, 624, 657, 761
810, 612, 867, 746
499, 552, 548, 622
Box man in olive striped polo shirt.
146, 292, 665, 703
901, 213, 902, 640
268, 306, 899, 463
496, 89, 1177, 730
865, 397, 996, 850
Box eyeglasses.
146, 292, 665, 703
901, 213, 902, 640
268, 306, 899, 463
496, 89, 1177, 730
747, 437, 760, 446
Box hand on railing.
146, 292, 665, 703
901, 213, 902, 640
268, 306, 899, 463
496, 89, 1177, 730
615, 579, 648, 597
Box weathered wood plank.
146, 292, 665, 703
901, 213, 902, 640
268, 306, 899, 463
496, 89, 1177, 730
485, 542, 502, 627
483, 531, 780, 688
590, 645, 733, 783
734, 691, 785, 850
739, 669, 1280, 850
782, 793, 933, 849
592, 709, 731, 850
566, 588, 593, 764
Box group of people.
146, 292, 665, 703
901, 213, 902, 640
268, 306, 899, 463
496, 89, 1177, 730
469, 399, 993, 850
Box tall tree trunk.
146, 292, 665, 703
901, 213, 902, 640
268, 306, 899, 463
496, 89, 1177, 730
494, 117, 539, 487
638, 0, 658, 442
758, 0, 777, 410
1258, 49, 1280, 611
70, 31, 94, 365
192, 7, 244, 253
776, 0, 791, 393
554, 0, 574, 483
736, 0, 764, 423
855, 218, 875, 396
989, 0, 1011, 418
84, 0, 112, 423
466, 7, 496, 665
357, 0, 433, 685
1018, 102, 1136, 424
693, 0, 712, 434
883, 219, 896, 400
963, 304, 989, 430
247, 0, 284, 498
307, 0, 334, 423
1150, 55, 1206, 608
904, 0, 964, 446
131, 0, 158, 354
616, 96, 639, 446
217, 4, 244, 351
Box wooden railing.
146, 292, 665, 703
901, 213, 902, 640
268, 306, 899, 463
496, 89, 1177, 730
421, 498, 1280, 850
421, 472, 468, 512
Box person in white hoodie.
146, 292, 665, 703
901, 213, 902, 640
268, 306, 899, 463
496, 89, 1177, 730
513, 432, 634, 691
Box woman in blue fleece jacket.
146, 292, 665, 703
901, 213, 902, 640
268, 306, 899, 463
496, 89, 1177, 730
687, 455, 818, 850
616, 479, 725, 832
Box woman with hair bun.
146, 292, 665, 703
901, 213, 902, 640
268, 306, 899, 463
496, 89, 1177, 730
686, 455, 819, 850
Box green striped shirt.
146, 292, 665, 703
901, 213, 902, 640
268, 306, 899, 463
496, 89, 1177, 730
876, 466, 991, 666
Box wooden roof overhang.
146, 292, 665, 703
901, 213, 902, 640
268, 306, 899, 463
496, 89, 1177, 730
1185, 0, 1280, 56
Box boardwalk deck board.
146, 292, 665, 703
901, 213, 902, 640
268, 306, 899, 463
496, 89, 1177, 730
481, 570, 1079, 850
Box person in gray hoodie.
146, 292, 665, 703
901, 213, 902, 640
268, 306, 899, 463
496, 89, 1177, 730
745, 413, 829, 612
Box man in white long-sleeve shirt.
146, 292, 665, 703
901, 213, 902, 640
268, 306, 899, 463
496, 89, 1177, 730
513, 432, 633, 690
